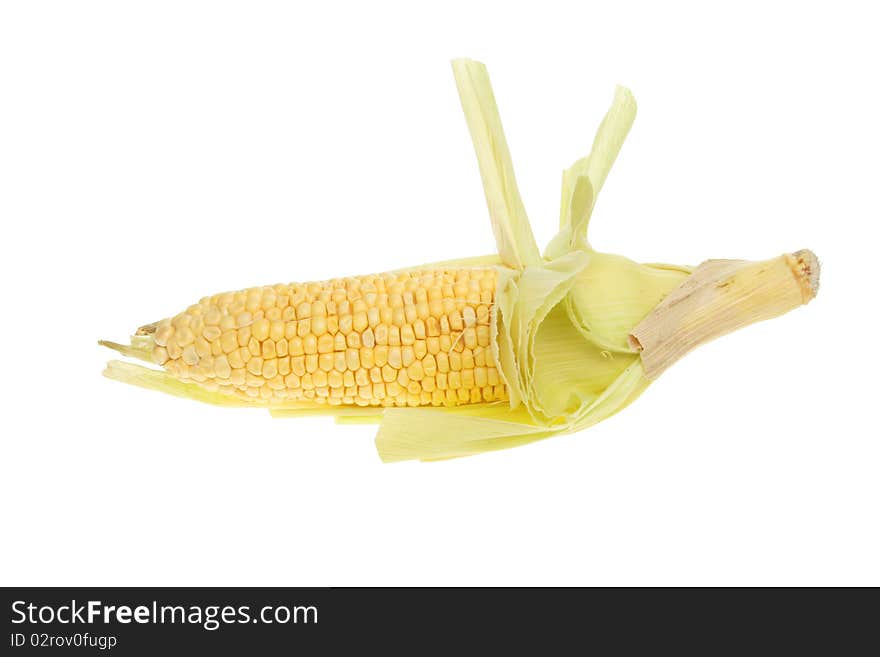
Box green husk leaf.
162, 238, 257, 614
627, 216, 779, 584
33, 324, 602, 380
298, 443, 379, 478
564, 254, 692, 353
375, 404, 553, 463
548, 85, 637, 258
452, 58, 541, 269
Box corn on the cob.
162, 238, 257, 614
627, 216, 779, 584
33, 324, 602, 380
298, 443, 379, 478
101, 59, 820, 462
133, 268, 507, 408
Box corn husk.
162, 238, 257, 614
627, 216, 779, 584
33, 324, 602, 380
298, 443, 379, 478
373, 61, 689, 461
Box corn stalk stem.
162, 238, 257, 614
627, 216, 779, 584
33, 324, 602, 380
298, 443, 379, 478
628, 250, 820, 379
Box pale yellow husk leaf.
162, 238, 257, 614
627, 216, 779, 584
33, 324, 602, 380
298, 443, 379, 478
370, 62, 682, 461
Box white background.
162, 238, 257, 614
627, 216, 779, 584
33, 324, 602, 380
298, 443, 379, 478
1, 1, 877, 586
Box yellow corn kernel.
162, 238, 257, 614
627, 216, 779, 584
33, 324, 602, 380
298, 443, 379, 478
113, 270, 508, 411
